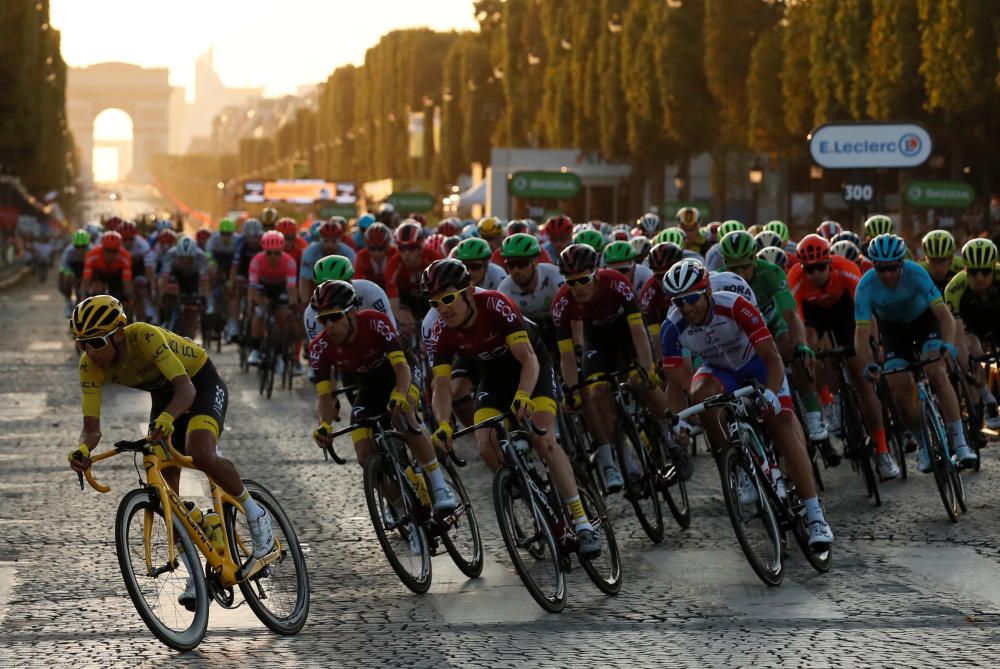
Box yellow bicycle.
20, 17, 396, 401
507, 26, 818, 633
77, 436, 310, 651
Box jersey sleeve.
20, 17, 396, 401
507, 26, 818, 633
139, 325, 189, 381
853, 272, 875, 325
730, 295, 771, 346
425, 317, 455, 372
659, 316, 685, 368
943, 271, 968, 316
487, 292, 529, 346
337, 242, 356, 263
550, 286, 575, 348
299, 245, 317, 280
908, 260, 944, 309
79, 355, 103, 418
767, 264, 797, 315
248, 254, 261, 286
283, 254, 297, 286
82, 250, 96, 279
120, 250, 133, 281
307, 335, 334, 386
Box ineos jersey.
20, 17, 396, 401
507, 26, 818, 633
426, 291, 530, 368
660, 291, 771, 370
308, 310, 402, 375
421, 287, 484, 343
304, 279, 396, 342
497, 263, 564, 321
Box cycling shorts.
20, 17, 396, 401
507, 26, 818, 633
149, 359, 228, 451
880, 308, 944, 371
256, 283, 290, 305
451, 354, 481, 384
348, 362, 421, 444
582, 318, 637, 385
692, 356, 793, 412
472, 344, 559, 423
802, 291, 855, 354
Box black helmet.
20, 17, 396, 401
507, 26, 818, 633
647, 242, 685, 272
421, 258, 471, 296
310, 280, 359, 315
558, 243, 599, 275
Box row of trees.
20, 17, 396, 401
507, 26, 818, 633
162, 0, 1000, 218
0, 1, 74, 199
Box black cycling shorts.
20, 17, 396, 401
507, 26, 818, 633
150, 359, 228, 452
256, 283, 290, 305
581, 318, 638, 382
802, 291, 856, 354
880, 309, 943, 370
473, 337, 559, 419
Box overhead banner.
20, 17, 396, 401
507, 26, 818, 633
904, 180, 975, 209
244, 180, 357, 205
509, 171, 581, 199
808, 122, 932, 169
387, 191, 435, 213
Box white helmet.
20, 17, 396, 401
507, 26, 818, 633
174, 235, 200, 257
662, 259, 708, 296
756, 246, 788, 268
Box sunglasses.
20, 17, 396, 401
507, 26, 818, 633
317, 309, 351, 324
608, 263, 633, 273
968, 267, 993, 277
399, 244, 421, 253
671, 290, 706, 308
463, 261, 486, 272
368, 246, 387, 253
726, 263, 753, 272
565, 273, 594, 287
76, 329, 118, 350
505, 257, 534, 269
266, 250, 282, 256
804, 262, 830, 274
429, 290, 463, 309
874, 262, 902, 274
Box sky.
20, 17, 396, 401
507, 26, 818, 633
50, 0, 478, 97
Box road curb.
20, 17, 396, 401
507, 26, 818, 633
0, 265, 31, 291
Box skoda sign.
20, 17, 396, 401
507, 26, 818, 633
808, 122, 932, 169
509, 171, 581, 199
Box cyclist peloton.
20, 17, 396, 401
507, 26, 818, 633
81, 231, 133, 304
246, 231, 299, 370
66, 295, 276, 607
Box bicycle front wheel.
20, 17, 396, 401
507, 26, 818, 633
718, 444, 784, 587
493, 467, 566, 613
362, 453, 432, 593
578, 484, 622, 595
227, 480, 310, 634
115, 488, 209, 651
439, 459, 484, 578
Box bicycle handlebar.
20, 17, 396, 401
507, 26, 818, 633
665, 383, 763, 425
452, 413, 547, 440
74, 436, 193, 493
876, 354, 946, 378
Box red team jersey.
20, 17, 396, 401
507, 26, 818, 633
83, 247, 133, 282
787, 254, 861, 311
248, 250, 297, 287
638, 274, 670, 326
355, 246, 402, 296
425, 291, 529, 367
384, 247, 444, 298
550, 269, 641, 339
308, 310, 403, 376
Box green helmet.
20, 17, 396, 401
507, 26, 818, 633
864, 214, 894, 238
573, 228, 605, 252
72, 230, 91, 247
218, 218, 235, 234
603, 240, 636, 265
764, 220, 789, 244
313, 254, 355, 282
961, 238, 998, 270
718, 220, 745, 237
719, 230, 757, 266
454, 237, 492, 262
501, 232, 541, 259
921, 229, 955, 259
654, 228, 685, 247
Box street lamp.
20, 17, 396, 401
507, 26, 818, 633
673, 171, 687, 202
748, 160, 764, 227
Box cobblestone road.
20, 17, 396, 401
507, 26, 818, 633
2, 278, 1000, 667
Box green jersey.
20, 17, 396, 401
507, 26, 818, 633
749, 258, 797, 335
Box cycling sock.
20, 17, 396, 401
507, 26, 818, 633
873, 428, 889, 455
803, 392, 821, 414
947, 420, 968, 448
566, 496, 591, 531
419, 458, 446, 491
175, 541, 197, 577
596, 443, 616, 470
237, 489, 265, 520
818, 386, 834, 405
802, 497, 823, 524
980, 385, 996, 405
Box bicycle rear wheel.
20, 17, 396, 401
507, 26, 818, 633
493, 467, 566, 613
115, 488, 209, 651
843, 387, 881, 506
951, 362, 982, 472
718, 444, 784, 587
616, 419, 664, 543
924, 406, 962, 522
227, 480, 310, 634
647, 424, 690, 530
578, 484, 622, 595
439, 460, 484, 578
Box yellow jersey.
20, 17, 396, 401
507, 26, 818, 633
79, 322, 208, 418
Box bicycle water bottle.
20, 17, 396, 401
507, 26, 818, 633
515, 439, 541, 482
406, 466, 432, 507
769, 466, 787, 501
182, 500, 203, 527
201, 511, 225, 553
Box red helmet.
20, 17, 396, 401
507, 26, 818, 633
796, 234, 831, 265
817, 220, 843, 241
423, 233, 446, 256
611, 229, 630, 242
104, 216, 123, 233
365, 222, 392, 247
157, 230, 176, 246
395, 220, 423, 246
261, 230, 285, 251
101, 230, 123, 251
196, 227, 212, 243
119, 220, 137, 239
318, 219, 343, 240
276, 217, 298, 238
544, 215, 573, 239
438, 217, 462, 237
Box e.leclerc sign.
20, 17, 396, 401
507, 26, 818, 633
509, 171, 581, 199
808, 122, 932, 169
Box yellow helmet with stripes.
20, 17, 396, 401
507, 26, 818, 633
70, 295, 127, 338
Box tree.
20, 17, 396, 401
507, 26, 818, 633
597, 0, 628, 161
748, 24, 793, 152
538, 0, 574, 147
781, 0, 816, 138
809, 0, 872, 124
866, 0, 922, 120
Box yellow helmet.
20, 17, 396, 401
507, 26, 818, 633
70, 295, 127, 339
477, 216, 505, 239
676, 206, 700, 230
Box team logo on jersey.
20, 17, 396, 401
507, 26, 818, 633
371, 316, 395, 342
487, 295, 518, 323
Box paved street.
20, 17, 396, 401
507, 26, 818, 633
2, 277, 1000, 667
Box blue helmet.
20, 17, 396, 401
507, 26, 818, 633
357, 213, 376, 230
460, 223, 479, 239
866, 233, 907, 263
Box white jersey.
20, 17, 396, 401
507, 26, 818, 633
479, 263, 507, 291
630, 263, 653, 294
704, 243, 724, 271
710, 271, 757, 307
304, 278, 396, 342
127, 235, 156, 268
497, 263, 563, 321
421, 287, 484, 343
660, 290, 769, 371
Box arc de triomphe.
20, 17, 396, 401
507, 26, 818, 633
66, 62, 171, 183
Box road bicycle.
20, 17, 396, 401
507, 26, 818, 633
454, 413, 621, 612
73, 435, 309, 651
668, 384, 832, 587
325, 407, 483, 593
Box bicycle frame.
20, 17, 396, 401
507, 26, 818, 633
81, 437, 281, 587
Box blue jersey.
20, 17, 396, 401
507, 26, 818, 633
299, 241, 357, 280
854, 259, 943, 325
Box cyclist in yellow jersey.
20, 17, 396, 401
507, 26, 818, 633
66, 295, 276, 607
